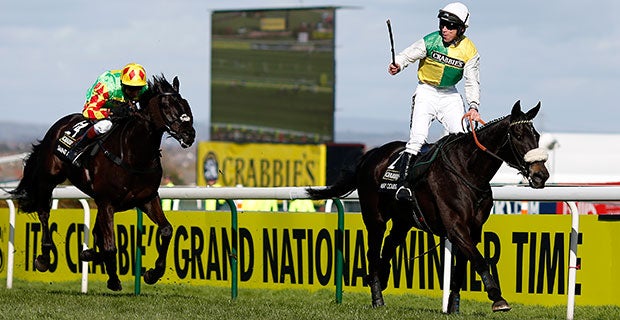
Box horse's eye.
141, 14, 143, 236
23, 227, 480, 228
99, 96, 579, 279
511, 127, 523, 140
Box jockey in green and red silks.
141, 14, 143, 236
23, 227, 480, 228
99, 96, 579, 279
67, 62, 148, 166
83, 62, 148, 120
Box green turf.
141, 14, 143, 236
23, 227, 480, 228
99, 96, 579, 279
1, 279, 618, 320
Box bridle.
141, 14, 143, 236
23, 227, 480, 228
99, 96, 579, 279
99, 88, 193, 173
462, 115, 545, 180
149, 92, 192, 147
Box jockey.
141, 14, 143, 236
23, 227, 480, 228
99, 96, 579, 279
388, 2, 481, 201
68, 62, 148, 164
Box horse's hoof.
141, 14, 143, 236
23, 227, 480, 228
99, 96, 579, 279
34, 255, 49, 272
492, 300, 511, 312
143, 269, 162, 285
107, 279, 122, 291
372, 298, 385, 308
367, 275, 384, 307
79, 249, 97, 262
447, 292, 460, 314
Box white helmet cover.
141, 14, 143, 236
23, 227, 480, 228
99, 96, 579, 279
438, 2, 470, 27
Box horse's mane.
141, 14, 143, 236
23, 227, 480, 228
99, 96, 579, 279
140, 74, 175, 102
444, 114, 510, 143
425, 114, 511, 155
148, 74, 175, 93
475, 114, 509, 133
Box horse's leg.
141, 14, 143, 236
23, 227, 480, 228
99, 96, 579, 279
447, 247, 467, 314
33, 183, 57, 272
34, 209, 53, 272
360, 198, 387, 307
377, 217, 413, 290
79, 219, 104, 263
366, 223, 386, 308
139, 196, 172, 285
448, 226, 511, 312
95, 202, 121, 291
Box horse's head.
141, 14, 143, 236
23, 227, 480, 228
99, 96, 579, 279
506, 100, 550, 188
143, 75, 196, 148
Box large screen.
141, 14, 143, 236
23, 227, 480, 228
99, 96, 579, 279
211, 7, 336, 143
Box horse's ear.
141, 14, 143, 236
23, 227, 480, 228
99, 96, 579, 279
511, 100, 522, 118
526, 101, 541, 120
173, 76, 180, 92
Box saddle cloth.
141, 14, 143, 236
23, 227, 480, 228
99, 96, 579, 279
54, 120, 93, 163
379, 143, 437, 193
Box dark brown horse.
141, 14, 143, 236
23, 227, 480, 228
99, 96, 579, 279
10, 75, 195, 291
307, 101, 549, 313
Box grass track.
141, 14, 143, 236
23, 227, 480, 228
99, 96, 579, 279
1, 279, 619, 320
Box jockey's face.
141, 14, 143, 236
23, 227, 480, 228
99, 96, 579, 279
123, 85, 143, 101
439, 20, 460, 44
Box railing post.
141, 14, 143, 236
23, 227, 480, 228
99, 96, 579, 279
566, 201, 580, 320
226, 199, 238, 300
135, 209, 144, 295
79, 199, 90, 293
333, 198, 345, 304
6, 200, 15, 289
441, 238, 452, 313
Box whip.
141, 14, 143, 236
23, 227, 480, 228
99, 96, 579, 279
386, 19, 396, 66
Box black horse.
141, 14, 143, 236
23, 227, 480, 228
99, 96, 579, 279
10, 75, 195, 291
307, 101, 549, 313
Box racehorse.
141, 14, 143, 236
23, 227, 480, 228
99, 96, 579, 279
9, 75, 195, 291
307, 101, 549, 313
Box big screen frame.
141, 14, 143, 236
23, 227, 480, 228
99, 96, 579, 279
210, 7, 337, 143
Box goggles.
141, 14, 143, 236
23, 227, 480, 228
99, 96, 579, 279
439, 20, 461, 30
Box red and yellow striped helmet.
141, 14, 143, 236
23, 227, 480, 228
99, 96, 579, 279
121, 63, 147, 86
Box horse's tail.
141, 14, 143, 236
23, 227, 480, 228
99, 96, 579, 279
9, 142, 43, 213
306, 147, 369, 201
306, 166, 357, 200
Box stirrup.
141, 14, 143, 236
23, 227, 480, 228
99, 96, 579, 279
395, 185, 412, 201
69, 149, 85, 167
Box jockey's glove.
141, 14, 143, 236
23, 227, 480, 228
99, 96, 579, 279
108, 100, 131, 119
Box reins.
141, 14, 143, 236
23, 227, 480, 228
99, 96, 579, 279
462, 114, 488, 151
462, 114, 507, 164
98, 119, 161, 174
409, 242, 441, 261
461, 114, 530, 176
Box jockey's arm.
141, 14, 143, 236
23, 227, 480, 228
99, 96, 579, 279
83, 78, 114, 119
83, 94, 112, 119
463, 52, 481, 115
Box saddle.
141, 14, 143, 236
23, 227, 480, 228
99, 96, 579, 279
54, 120, 100, 165
378, 141, 449, 233
379, 143, 440, 193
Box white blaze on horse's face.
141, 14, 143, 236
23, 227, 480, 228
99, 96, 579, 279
180, 114, 191, 122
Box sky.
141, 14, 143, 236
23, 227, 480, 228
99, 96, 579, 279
2, 0, 619, 145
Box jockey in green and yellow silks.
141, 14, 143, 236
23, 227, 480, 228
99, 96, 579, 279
417, 31, 478, 88
387, 2, 481, 201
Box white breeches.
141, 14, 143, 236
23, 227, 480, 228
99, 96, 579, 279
405, 83, 466, 155
93, 119, 113, 134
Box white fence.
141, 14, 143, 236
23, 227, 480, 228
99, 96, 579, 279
3, 185, 620, 320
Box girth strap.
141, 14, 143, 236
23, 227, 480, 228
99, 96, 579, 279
409, 191, 434, 233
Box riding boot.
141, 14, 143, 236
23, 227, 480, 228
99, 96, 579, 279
67, 126, 97, 166
395, 152, 416, 201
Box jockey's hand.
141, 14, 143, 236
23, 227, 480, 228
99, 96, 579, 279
464, 108, 481, 123
388, 63, 401, 75
108, 101, 131, 119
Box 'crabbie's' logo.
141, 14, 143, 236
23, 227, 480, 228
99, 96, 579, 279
431, 51, 464, 68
